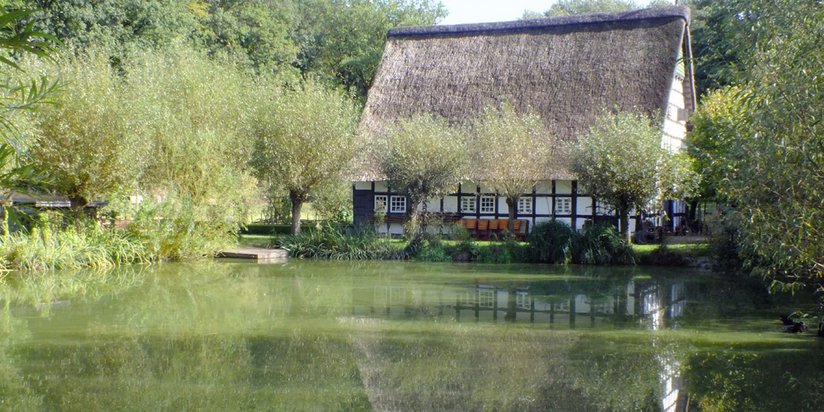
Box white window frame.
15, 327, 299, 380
478, 289, 495, 308
460, 196, 476, 213
389, 195, 406, 213
517, 197, 533, 214
516, 291, 531, 310
555, 197, 571, 215
480, 195, 496, 214
374, 195, 388, 212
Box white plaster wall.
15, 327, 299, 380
498, 197, 509, 215
354, 181, 371, 190
577, 196, 593, 216
536, 196, 552, 215
375, 181, 388, 192
662, 75, 688, 151
443, 196, 458, 213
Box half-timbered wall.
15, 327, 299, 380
352, 179, 687, 236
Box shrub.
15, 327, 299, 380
527, 220, 574, 263
415, 239, 452, 262
278, 223, 402, 260
571, 223, 635, 265
125, 197, 237, 260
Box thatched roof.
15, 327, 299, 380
356, 6, 695, 181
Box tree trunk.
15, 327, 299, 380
403, 208, 423, 257
289, 191, 306, 235
619, 206, 631, 244
68, 194, 88, 228
506, 197, 517, 234
504, 286, 517, 322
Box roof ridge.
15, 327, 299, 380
388, 5, 690, 38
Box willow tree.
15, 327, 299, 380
30, 50, 149, 216
379, 114, 468, 248
249, 80, 359, 235
570, 112, 697, 243
470, 104, 553, 233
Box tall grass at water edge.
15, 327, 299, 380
277, 224, 404, 260
0, 222, 152, 272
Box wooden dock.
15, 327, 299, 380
217, 247, 288, 261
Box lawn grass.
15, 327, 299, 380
633, 242, 712, 259
238, 234, 278, 248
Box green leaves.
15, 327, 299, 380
571, 111, 698, 240
689, 0, 823, 287
379, 113, 468, 209
469, 103, 554, 203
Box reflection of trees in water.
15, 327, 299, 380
3, 261, 822, 410
0, 307, 42, 409
17, 333, 370, 410
345, 320, 595, 411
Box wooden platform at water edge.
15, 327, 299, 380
217, 247, 287, 262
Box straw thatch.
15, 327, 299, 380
357, 6, 695, 181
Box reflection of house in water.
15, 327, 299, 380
351, 278, 690, 411
351, 279, 686, 330
638, 281, 688, 412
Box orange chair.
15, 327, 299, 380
461, 219, 477, 238
495, 219, 510, 239
512, 220, 523, 240
477, 219, 490, 240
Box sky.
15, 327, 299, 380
438, 0, 657, 25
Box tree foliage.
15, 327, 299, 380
10, 0, 445, 101
710, 0, 823, 290
27, 50, 149, 210
249, 79, 359, 235
524, 0, 671, 18
570, 111, 697, 242
470, 104, 553, 232
379, 114, 468, 242
687, 86, 748, 202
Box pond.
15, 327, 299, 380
1, 261, 822, 411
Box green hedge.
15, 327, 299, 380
240, 223, 317, 235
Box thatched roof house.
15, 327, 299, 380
357, 6, 695, 181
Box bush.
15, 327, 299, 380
526, 220, 634, 265
415, 239, 452, 262
571, 223, 635, 265
473, 240, 524, 264
277, 223, 402, 260
125, 197, 237, 260
527, 220, 574, 263
241, 223, 316, 236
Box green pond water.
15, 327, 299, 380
1, 261, 822, 411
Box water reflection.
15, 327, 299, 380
350, 275, 688, 331
0, 261, 820, 411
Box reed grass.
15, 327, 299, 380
0, 222, 152, 272
278, 224, 404, 260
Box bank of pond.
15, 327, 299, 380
1, 261, 822, 411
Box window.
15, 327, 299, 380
517, 197, 533, 214
374, 195, 388, 212
516, 291, 531, 310
555, 197, 571, 214
389, 195, 406, 213
480, 195, 495, 213
478, 289, 495, 308
460, 196, 476, 213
